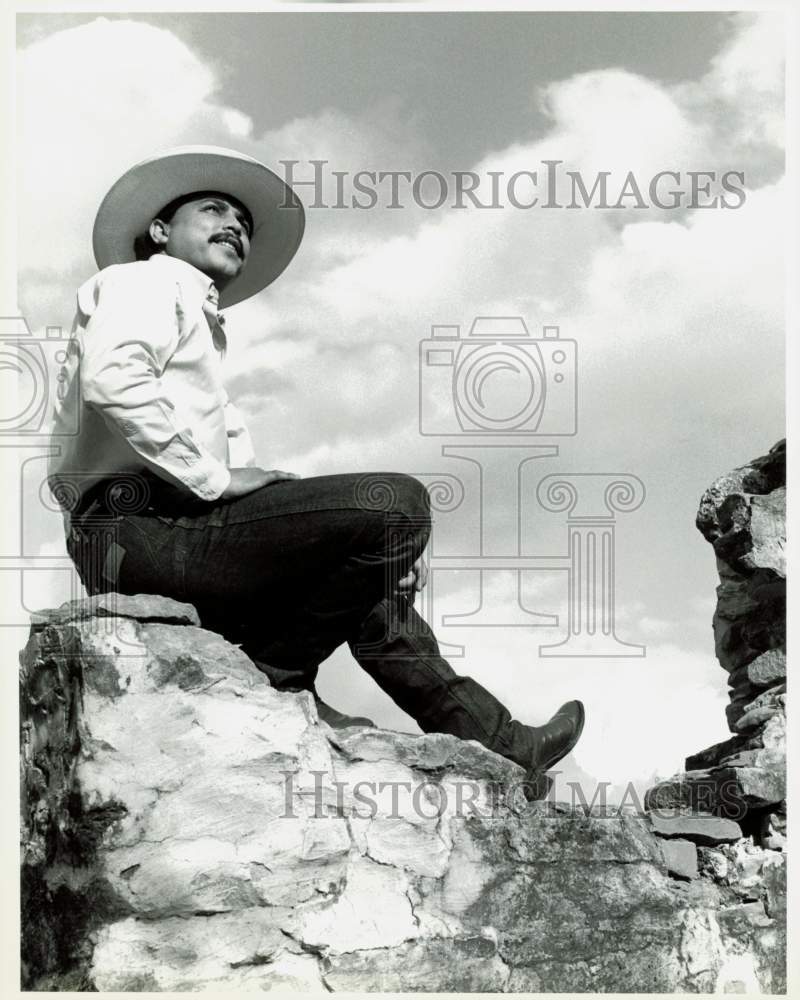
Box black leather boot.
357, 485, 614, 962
527, 700, 585, 774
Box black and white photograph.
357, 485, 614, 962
5, 2, 793, 994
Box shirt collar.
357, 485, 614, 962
147, 253, 219, 306
148, 253, 226, 352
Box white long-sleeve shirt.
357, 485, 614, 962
48, 253, 256, 510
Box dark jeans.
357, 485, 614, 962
66, 471, 537, 769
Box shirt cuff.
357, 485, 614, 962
187, 463, 231, 501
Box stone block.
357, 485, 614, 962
713, 766, 785, 809
728, 648, 786, 689
696, 439, 784, 545
647, 810, 742, 845
644, 771, 720, 814
711, 489, 785, 576
734, 686, 785, 733
686, 734, 753, 772
660, 838, 698, 880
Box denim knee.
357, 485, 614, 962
353, 472, 431, 547
354, 472, 427, 516
391, 474, 431, 531
382, 472, 431, 541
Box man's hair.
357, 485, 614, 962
133, 191, 254, 261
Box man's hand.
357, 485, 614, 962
222, 467, 300, 499
396, 555, 428, 595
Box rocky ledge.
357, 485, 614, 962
21, 586, 785, 992
647, 441, 786, 849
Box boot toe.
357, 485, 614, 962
529, 699, 585, 774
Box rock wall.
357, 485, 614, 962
646, 441, 786, 849
21, 586, 786, 992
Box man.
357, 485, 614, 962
49, 144, 584, 784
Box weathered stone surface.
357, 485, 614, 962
645, 771, 726, 815
710, 489, 785, 576
683, 439, 787, 864
31, 592, 201, 628
733, 705, 782, 733
696, 440, 785, 547
328, 726, 525, 786
91, 911, 325, 991
20, 597, 787, 992
325, 935, 511, 992
733, 684, 786, 733
647, 766, 783, 821
758, 808, 787, 851
697, 846, 730, 881
725, 687, 761, 731
699, 443, 785, 697
686, 733, 753, 772
728, 648, 786, 689
660, 838, 698, 880
713, 747, 784, 771
646, 754, 785, 819
723, 841, 782, 898
712, 569, 785, 676
648, 810, 742, 845
712, 766, 786, 810
687, 711, 785, 775
756, 710, 786, 752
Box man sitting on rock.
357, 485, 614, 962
49, 144, 584, 786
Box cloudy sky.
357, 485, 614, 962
13, 10, 785, 798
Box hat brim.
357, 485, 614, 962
92, 145, 305, 308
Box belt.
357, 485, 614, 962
71, 473, 158, 520
72, 473, 213, 521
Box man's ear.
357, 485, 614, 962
148, 218, 170, 247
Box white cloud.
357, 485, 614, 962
18, 19, 216, 282
221, 108, 254, 139
15, 13, 783, 791
540, 68, 705, 182
699, 12, 785, 150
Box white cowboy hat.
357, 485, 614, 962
92, 145, 305, 307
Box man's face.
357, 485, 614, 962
150, 193, 253, 288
